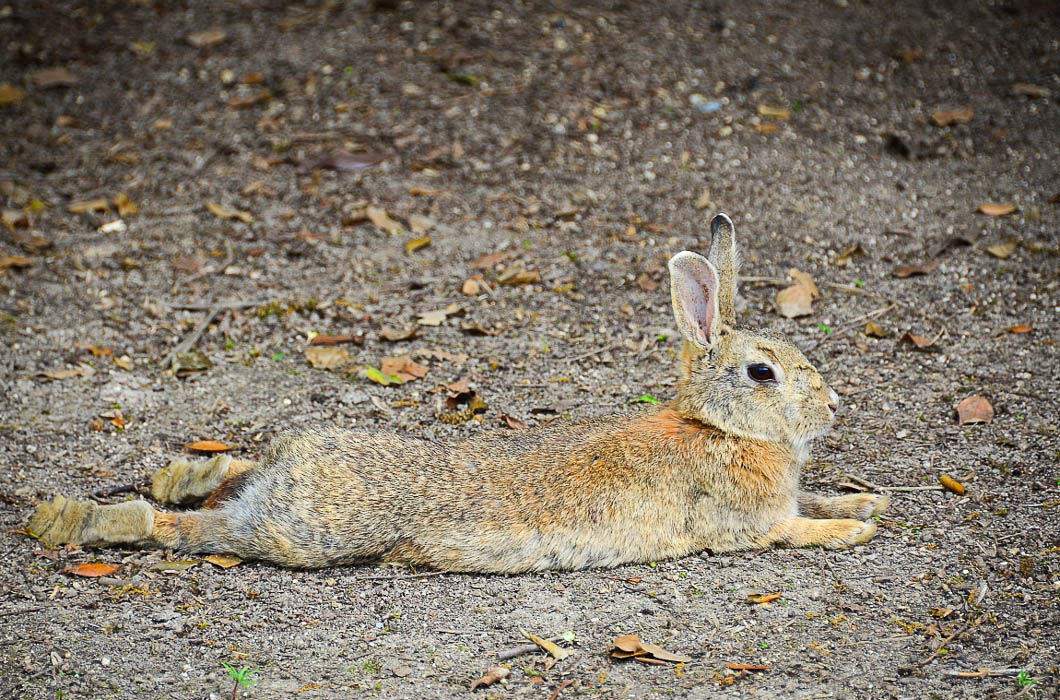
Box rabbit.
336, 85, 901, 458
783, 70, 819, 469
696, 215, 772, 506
27, 213, 887, 573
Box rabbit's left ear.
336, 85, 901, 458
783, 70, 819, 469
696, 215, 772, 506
669, 251, 721, 349
707, 213, 739, 325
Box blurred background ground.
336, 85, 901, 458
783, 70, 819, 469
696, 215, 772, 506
0, 1, 1057, 698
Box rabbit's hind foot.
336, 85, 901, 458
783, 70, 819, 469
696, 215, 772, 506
150, 455, 257, 505
798, 492, 889, 520
28, 495, 154, 547
758, 516, 877, 550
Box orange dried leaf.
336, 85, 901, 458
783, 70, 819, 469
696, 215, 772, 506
775, 268, 819, 318
938, 474, 965, 495
977, 203, 1016, 216
186, 28, 226, 48
469, 667, 509, 691
0, 83, 26, 106
864, 321, 887, 338
64, 562, 119, 578
186, 440, 232, 452
899, 332, 935, 349
497, 266, 541, 286
725, 662, 771, 671
892, 259, 941, 278
0, 254, 32, 270
204, 554, 243, 569
1005, 324, 1032, 334
310, 334, 357, 345
205, 201, 253, 223
304, 346, 352, 370
956, 395, 993, 425
404, 235, 431, 254
757, 104, 790, 120
747, 592, 782, 604
609, 634, 691, 664
366, 205, 402, 234
380, 356, 429, 382
501, 414, 528, 430
931, 107, 973, 126
68, 198, 110, 214
470, 250, 512, 270
409, 186, 446, 196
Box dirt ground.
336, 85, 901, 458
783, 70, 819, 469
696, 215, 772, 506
1, 1, 1058, 698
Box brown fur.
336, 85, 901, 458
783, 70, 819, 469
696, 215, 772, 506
26, 213, 888, 572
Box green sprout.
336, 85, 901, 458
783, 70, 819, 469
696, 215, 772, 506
221, 662, 258, 700
631, 394, 660, 406
1016, 670, 1037, 688
817, 323, 832, 334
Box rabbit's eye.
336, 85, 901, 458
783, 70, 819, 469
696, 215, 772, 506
747, 364, 776, 382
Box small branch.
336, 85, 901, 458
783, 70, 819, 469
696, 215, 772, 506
564, 342, 623, 363
161, 300, 264, 370
0, 606, 44, 618
356, 570, 447, 582
497, 643, 540, 661
898, 615, 983, 675
91, 480, 149, 501
170, 299, 268, 312
811, 303, 898, 351
843, 474, 945, 493
943, 667, 1022, 679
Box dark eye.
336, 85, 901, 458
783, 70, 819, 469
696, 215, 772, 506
747, 364, 775, 382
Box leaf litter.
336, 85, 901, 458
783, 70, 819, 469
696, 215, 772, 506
609, 634, 691, 665
956, 396, 994, 425
775, 268, 819, 318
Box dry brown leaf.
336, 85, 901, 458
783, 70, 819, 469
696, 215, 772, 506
304, 346, 352, 370
408, 214, 434, 235
2, 208, 29, 229
956, 395, 994, 425
899, 47, 922, 64
0, 254, 32, 270
746, 592, 782, 604
757, 122, 779, 133
405, 235, 431, 254
931, 107, 973, 126
380, 326, 417, 342
366, 205, 402, 234
501, 414, 528, 430
462, 275, 488, 296
446, 378, 471, 394
204, 554, 243, 569
938, 474, 965, 495
1005, 324, 1033, 334
469, 667, 509, 691
470, 250, 513, 269
63, 562, 119, 578
694, 189, 712, 210
68, 198, 110, 214
1011, 82, 1050, 98
864, 321, 888, 338
113, 356, 134, 371
227, 90, 272, 109
409, 186, 446, 196
186, 28, 226, 48
380, 356, 429, 383
28, 67, 78, 88
0, 84, 26, 106
310, 334, 359, 346
725, 662, 771, 671
417, 309, 449, 327
113, 193, 138, 217
186, 440, 232, 452
977, 203, 1016, 216
758, 104, 790, 120
205, 200, 253, 223
39, 363, 95, 380
497, 266, 541, 285
776, 268, 819, 318
898, 332, 935, 349
610, 634, 691, 664
523, 630, 571, 660
834, 243, 865, 267
892, 259, 941, 278
985, 241, 1017, 259
302, 151, 386, 172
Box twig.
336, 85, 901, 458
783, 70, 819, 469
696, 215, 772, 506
564, 342, 623, 363
356, 570, 447, 582
811, 303, 898, 351
161, 300, 264, 370
943, 667, 1022, 679
170, 299, 268, 312
844, 474, 945, 493
549, 679, 575, 700
497, 643, 540, 661
184, 241, 236, 285
91, 480, 149, 501
898, 615, 982, 675
0, 606, 44, 618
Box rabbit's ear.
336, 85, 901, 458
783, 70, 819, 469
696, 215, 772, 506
669, 251, 721, 349
707, 213, 739, 325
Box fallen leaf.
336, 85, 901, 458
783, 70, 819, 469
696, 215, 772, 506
113, 355, 134, 371
204, 554, 243, 569
931, 107, 973, 126
1005, 324, 1032, 334
304, 346, 352, 370
417, 309, 449, 326
746, 592, 782, 604
360, 366, 403, 386
523, 630, 571, 660
470, 250, 513, 269
956, 395, 994, 425
405, 235, 431, 254
636, 274, 659, 292
68, 198, 110, 214
462, 275, 489, 296
171, 350, 212, 376
0, 84, 26, 106
899, 47, 922, 64
497, 266, 541, 285
610, 634, 691, 664
39, 363, 95, 380
380, 326, 417, 342
113, 193, 138, 217
930, 608, 955, 619
186, 28, 226, 48
10, 231, 53, 252
758, 104, 790, 120
366, 205, 402, 234
898, 332, 935, 349
694, 189, 712, 210
775, 268, 819, 318
408, 214, 434, 235
757, 122, 778, 133
227, 90, 272, 109
446, 378, 471, 394
725, 663, 771, 671
0, 254, 32, 270
28, 67, 78, 88
63, 562, 119, 578
469, 667, 509, 691
302, 151, 386, 172
206, 201, 253, 223
977, 203, 1016, 216
310, 334, 360, 346
99, 220, 126, 234
864, 321, 888, 338
892, 259, 941, 278
501, 414, 528, 430
461, 321, 500, 336
149, 560, 200, 572
834, 243, 866, 267
1010, 82, 1050, 98
409, 186, 446, 196
2, 208, 29, 229
186, 440, 232, 452
390, 663, 412, 678
985, 241, 1017, 259
938, 474, 965, 495
380, 356, 429, 382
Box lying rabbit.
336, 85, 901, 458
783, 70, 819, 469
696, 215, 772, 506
28, 214, 886, 572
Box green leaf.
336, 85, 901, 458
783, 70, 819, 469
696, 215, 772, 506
817, 323, 832, 334
446, 72, 481, 87
272, 352, 284, 361
631, 394, 660, 405
361, 366, 403, 386
560, 630, 576, 643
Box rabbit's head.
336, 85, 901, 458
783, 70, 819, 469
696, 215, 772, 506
669, 214, 839, 449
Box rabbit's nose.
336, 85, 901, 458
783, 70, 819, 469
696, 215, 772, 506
827, 388, 839, 414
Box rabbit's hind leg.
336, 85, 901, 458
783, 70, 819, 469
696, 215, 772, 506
28, 496, 154, 547
151, 454, 258, 505
756, 516, 877, 549
798, 491, 888, 520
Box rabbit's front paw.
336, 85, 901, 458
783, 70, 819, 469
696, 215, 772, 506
759, 516, 878, 549
822, 518, 877, 548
